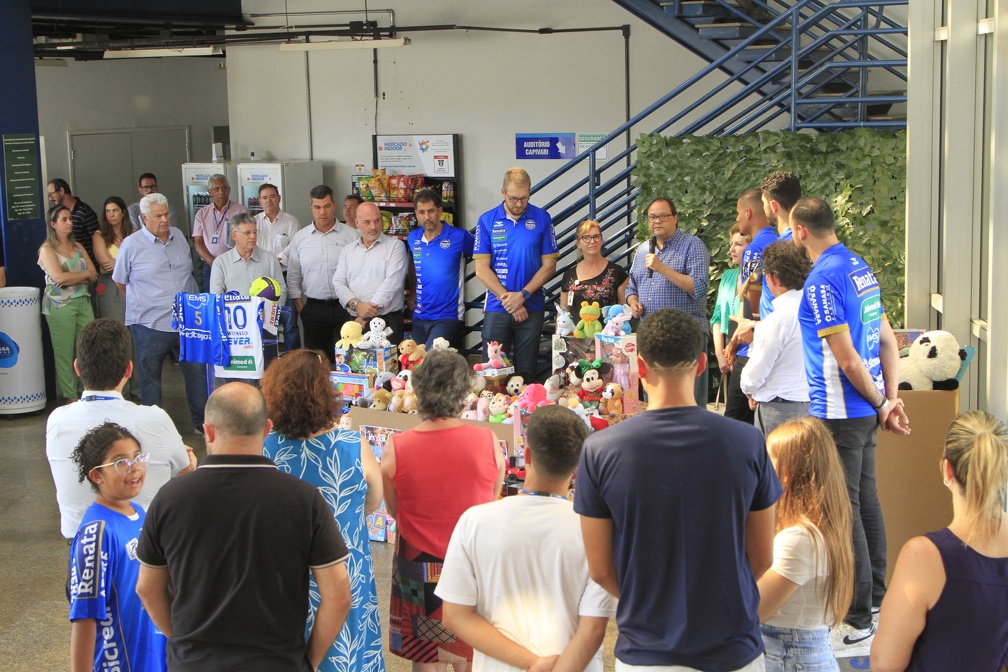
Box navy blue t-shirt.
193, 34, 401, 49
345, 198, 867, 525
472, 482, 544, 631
575, 406, 782, 670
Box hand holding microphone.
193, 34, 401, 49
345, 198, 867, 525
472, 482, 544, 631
646, 235, 657, 278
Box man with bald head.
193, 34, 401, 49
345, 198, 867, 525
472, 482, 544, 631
332, 201, 409, 344
136, 383, 352, 671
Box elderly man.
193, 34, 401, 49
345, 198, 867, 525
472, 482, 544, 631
473, 167, 559, 376
112, 193, 208, 433
127, 173, 179, 231
287, 185, 357, 363
46, 318, 195, 540
254, 183, 301, 350
407, 188, 474, 350
333, 201, 409, 344
209, 213, 286, 302
136, 383, 351, 671
192, 173, 248, 292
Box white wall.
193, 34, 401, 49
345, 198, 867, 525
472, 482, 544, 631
35, 57, 229, 190
228, 0, 766, 229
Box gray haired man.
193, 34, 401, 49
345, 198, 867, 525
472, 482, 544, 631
192, 173, 248, 292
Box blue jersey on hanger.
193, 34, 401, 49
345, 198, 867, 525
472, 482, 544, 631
172, 292, 228, 366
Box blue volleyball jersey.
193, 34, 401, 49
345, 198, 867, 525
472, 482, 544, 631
798, 243, 885, 419
172, 292, 228, 366
473, 203, 559, 314
738, 226, 779, 355
409, 223, 474, 321
70, 502, 167, 672
778, 227, 794, 243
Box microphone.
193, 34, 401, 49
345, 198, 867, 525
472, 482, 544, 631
647, 236, 656, 278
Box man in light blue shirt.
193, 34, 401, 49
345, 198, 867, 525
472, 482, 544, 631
113, 193, 207, 433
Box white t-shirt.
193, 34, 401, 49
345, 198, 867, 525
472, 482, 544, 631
46, 391, 190, 538
764, 524, 832, 629
435, 495, 617, 672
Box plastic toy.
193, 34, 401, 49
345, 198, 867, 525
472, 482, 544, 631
504, 465, 527, 484
555, 302, 575, 337
573, 301, 603, 339
336, 321, 365, 351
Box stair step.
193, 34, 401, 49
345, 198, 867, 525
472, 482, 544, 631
661, 0, 736, 22
696, 22, 789, 41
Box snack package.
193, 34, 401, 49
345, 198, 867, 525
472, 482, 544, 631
389, 175, 406, 201
406, 174, 425, 201
442, 212, 454, 226
380, 210, 393, 233
357, 179, 373, 201
368, 176, 387, 202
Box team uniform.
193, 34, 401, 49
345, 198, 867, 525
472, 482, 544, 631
738, 226, 779, 351
408, 223, 474, 348
70, 502, 167, 672
778, 227, 794, 243
172, 292, 229, 366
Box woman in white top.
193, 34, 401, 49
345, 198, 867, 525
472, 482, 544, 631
758, 417, 854, 672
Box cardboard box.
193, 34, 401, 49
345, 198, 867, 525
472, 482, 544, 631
342, 345, 397, 374
876, 389, 959, 582
594, 333, 640, 415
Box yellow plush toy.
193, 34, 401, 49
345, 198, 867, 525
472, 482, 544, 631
336, 321, 365, 351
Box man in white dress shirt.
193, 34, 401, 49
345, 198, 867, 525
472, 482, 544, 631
740, 241, 812, 435
286, 185, 357, 363
46, 318, 196, 539
254, 183, 300, 350
333, 201, 409, 344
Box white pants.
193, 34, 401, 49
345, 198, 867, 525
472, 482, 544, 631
616, 654, 765, 672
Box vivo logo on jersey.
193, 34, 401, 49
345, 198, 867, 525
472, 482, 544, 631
848, 266, 879, 296
0, 332, 19, 368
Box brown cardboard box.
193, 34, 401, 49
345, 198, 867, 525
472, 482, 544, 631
348, 407, 517, 457
876, 389, 959, 582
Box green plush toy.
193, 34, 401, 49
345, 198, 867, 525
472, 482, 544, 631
574, 301, 603, 339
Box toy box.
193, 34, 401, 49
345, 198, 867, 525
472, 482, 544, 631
344, 345, 398, 375
594, 333, 640, 415
551, 335, 597, 375
330, 372, 371, 413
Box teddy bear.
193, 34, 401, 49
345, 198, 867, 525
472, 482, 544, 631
573, 301, 603, 339
555, 302, 575, 337
408, 344, 427, 369
430, 336, 456, 352
398, 339, 417, 371
336, 320, 365, 351
898, 330, 966, 391
600, 381, 624, 422
357, 317, 393, 349
372, 389, 393, 412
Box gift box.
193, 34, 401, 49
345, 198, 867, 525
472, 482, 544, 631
594, 333, 640, 415
346, 346, 398, 374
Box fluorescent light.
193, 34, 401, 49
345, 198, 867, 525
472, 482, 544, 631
104, 46, 223, 59
279, 37, 409, 52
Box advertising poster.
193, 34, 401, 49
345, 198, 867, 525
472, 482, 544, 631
375, 135, 456, 176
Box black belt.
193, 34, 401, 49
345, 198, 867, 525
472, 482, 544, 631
307, 297, 342, 305
765, 397, 807, 404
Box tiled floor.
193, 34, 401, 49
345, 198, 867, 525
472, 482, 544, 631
0, 365, 873, 671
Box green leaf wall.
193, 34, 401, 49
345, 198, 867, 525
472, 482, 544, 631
632, 129, 907, 326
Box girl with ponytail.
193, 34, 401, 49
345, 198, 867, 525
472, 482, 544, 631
758, 417, 854, 671
871, 411, 1008, 671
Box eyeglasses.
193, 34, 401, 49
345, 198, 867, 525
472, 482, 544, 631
579, 234, 602, 243
139, 184, 158, 191
209, 185, 230, 193
647, 213, 675, 223
94, 452, 151, 473
505, 194, 530, 205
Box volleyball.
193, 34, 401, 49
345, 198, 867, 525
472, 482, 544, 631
249, 276, 281, 301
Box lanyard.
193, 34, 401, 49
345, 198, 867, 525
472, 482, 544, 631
519, 489, 568, 500
81, 395, 118, 402
212, 203, 230, 234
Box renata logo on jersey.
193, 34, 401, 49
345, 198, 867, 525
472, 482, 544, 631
848, 266, 879, 297
73, 521, 103, 599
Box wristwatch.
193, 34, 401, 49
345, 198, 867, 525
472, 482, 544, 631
348, 299, 359, 312
873, 396, 890, 412
521, 289, 531, 300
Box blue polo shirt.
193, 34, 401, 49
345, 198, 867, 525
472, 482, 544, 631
738, 226, 778, 356
112, 226, 198, 332
778, 227, 794, 243
798, 242, 885, 420
473, 202, 559, 314
408, 223, 474, 321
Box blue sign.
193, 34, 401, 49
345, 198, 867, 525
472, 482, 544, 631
516, 133, 576, 160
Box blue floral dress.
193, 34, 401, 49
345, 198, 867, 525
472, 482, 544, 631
264, 428, 385, 672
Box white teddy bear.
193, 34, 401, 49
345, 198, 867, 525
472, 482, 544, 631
898, 330, 966, 391
357, 317, 393, 349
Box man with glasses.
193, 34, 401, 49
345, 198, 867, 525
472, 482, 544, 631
127, 173, 180, 231
474, 167, 559, 377
193, 174, 248, 292
46, 318, 196, 541
47, 178, 100, 267
626, 197, 711, 406
209, 213, 286, 303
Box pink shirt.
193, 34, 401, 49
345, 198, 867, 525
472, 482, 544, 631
193, 200, 248, 258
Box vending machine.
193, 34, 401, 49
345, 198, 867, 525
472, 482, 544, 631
235, 160, 323, 230
180, 162, 239, 237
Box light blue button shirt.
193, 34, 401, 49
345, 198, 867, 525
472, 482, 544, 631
113, 226, 198, 332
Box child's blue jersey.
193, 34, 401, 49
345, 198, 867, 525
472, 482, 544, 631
798, 242, 885, 419
70, 502, 167, 672
172, 292, 228, 366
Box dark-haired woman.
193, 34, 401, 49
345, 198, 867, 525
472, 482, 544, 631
380, 349, 504, 672
261, 349, 385, 672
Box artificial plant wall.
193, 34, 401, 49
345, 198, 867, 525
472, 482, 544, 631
632, 128, 907, 327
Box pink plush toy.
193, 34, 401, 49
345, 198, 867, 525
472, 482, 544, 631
474, 341, 510, 371
515, 383, 552, 412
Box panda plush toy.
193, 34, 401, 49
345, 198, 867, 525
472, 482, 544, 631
898, 330, 966, 391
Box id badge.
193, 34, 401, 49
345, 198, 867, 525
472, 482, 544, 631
211, 235, 219, 245
567, 288, 574, 307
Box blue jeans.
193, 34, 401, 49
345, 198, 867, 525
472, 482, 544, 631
129, 324, 208, 427
761, 624, 838, 672
481, 309, 545, 377
280, 297, 301, 351
755, 400, 811, 436
411, 318, 463, 351
825, 415, 885, 629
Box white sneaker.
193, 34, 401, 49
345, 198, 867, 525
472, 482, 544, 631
830, 622, 876, 658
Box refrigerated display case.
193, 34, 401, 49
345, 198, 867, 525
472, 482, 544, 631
235, 160, 323, 229
180, 162, 239, 238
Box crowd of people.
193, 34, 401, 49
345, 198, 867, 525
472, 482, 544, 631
38, 163, 1008, 672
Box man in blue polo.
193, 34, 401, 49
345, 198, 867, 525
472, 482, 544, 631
474, 167, 559, 376
792, 196, 910, 657
408, 188, 474, 350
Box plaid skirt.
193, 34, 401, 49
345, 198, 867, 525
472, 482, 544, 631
388, 534, 473, 663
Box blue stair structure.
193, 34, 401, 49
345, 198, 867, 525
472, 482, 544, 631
464, 0, 907, 376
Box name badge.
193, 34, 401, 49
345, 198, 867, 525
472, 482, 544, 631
211, 235, 219, 245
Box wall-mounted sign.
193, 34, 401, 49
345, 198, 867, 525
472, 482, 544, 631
515, 133, 576, 160
376, 135, 456, 177
3, 134, 41, 221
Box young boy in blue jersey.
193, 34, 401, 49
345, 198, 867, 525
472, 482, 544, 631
791, 196, 910, 657
69, 422, 167, 672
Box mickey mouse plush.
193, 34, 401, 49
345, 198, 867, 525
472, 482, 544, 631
898, 330, 966, 391
577, 357, 613, 407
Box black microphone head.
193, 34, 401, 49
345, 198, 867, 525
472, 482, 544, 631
648, 236, 656, 277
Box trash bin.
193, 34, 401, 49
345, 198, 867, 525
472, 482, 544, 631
0, 286, 47, 413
